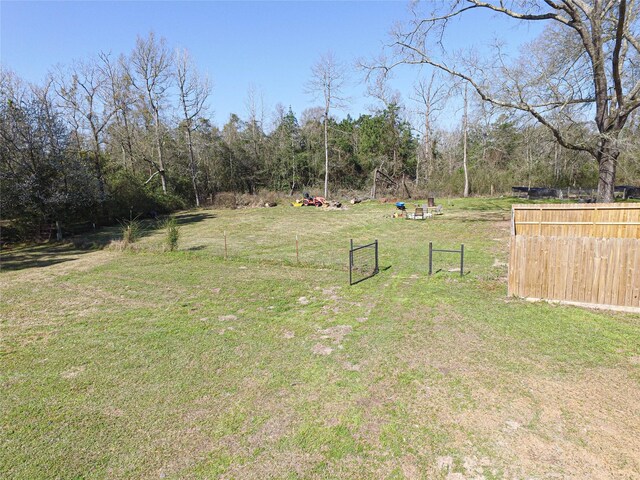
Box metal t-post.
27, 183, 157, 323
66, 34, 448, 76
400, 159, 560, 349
428, 241, 433, 275
374, 239, 379, 274
349, 239, 353, 285
460, 244, 464, 277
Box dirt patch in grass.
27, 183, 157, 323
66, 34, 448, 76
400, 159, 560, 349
220, 449, 323, 479
247, 414, 294, 447
366, 302, 640, 478
298, 296, 310, 305
342, 361, 361, 371
316, 325, 352, 344
319, 285, 342, 301
154, 427, 216, 479
312, 343, 333, 355
60, 365, 86, 379
493, 368, 640, 479
466, 350, 633, 474
492, 258, 508, 267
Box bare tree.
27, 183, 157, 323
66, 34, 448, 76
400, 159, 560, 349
462, 83, 470, 197
175, 48, 211, 207
306, 52, 348, 198
130, 32, 173, 193
53, 57, 116, 205
411, 71, 448, 186
367, 72, 405, 176
245, 84, 265, 162
378, 0, 640, 202
99, 52, 137, 172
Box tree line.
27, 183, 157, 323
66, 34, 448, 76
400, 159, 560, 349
2, 24, 639, 239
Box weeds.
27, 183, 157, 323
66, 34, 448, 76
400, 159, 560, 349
120, 218, 144, 248
163, 217, 180, 251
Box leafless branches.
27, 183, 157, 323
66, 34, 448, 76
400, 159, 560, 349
175, 48, 211, 206
367, 0, 640, 200
306, 51, 349, 197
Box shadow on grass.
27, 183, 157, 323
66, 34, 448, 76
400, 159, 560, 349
456, 200, 515, 212
1, 213, 218, 272
458, 213, 510, 223
175, 212, 216, 226
1, 224, 123, 272
1, 243, 88, 271
185, 245, 207, 251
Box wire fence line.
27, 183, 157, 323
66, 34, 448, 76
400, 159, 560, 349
180, 235, 386, 286
180, 234, 470, 283
181, 234, 353, 272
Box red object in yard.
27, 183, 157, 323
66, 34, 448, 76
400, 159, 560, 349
303, 195, 325, 207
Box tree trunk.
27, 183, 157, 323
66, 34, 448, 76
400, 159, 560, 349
323, 110, 329, 198
462, 84, 470, 198
154, 109, 167, 194
419, 118, 431, 188
91, 131, 107, 219
185, 128, 200, 207
596, 138, 619, 203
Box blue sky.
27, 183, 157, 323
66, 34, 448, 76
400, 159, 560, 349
1, 1, 543, 129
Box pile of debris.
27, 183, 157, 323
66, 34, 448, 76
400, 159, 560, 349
291, 193, 342, 209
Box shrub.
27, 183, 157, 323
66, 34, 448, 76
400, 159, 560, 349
120, 218, 143, 246
164, 217, 180, 252
214, 192, 237, 209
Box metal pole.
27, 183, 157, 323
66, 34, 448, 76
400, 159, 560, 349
349, 239, 353, 285
428, 241, 433, 275
374, 239, 379, 274
460, 244, 464, 277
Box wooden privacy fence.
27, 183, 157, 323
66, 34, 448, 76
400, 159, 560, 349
508, 203, 640, 312
511, 203, 640, 238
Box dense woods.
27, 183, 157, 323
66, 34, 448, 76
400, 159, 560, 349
1, 25, 639, 239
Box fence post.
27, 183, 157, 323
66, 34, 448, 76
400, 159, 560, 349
460, 244, 464, 277
428, 241, 433, 275
224, 231, 228, 260
374, 239, 379, 274
296, 234, 299, 264
349, 239, 353, 286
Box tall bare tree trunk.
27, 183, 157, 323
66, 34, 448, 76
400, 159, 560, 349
324, 109, 329, 198
307, 52, 346, 199
185, 129, 199, 206
462, 84, 469, 198
418, 112, 431, 187
154, 110, 167, 194
92, 132, 107, 215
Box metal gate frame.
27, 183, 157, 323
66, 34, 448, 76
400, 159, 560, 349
349, 239, 379, 285
428, 242, 465, 277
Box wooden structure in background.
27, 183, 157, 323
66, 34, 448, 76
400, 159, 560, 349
370, 168, 412, 199
508, 204, 640, 312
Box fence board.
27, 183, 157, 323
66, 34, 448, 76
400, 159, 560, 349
509, 204, 640, 311
512, 203, 640, 238
508, 235, 640, 310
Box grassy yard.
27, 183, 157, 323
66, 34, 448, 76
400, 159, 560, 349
1, 198, 639, 479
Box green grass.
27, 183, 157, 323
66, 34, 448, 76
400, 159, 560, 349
1, 197, 639, 479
